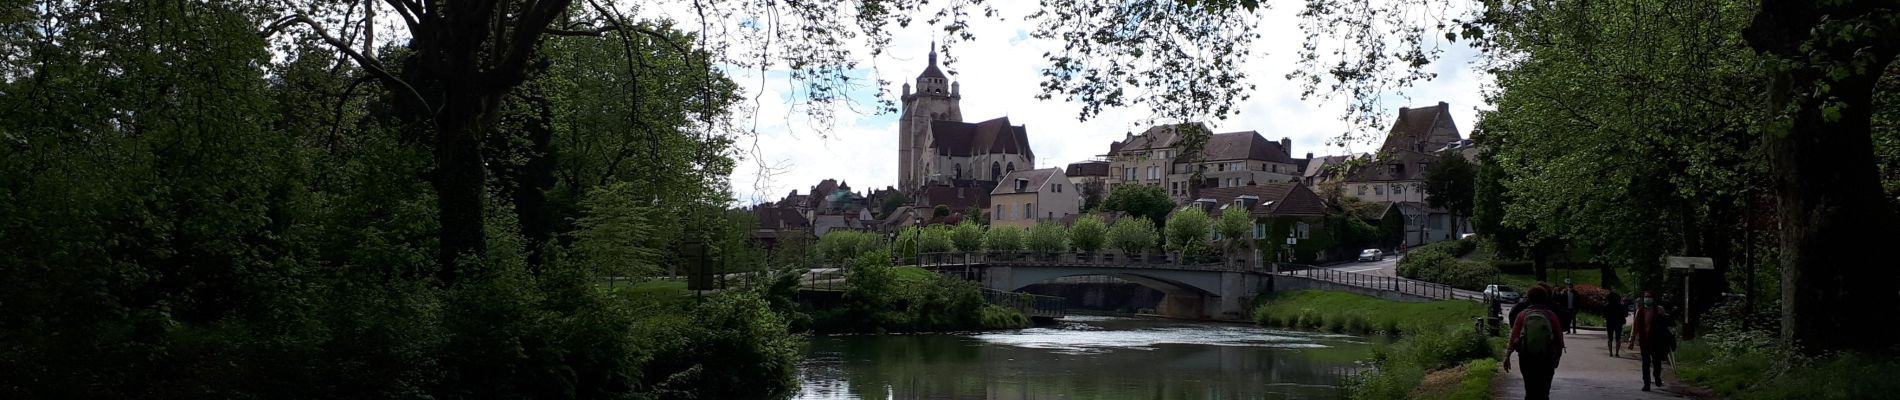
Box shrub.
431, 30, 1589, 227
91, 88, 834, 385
1164, 206, 1211, 255
892, 227, 920, 260
816, 230, 885, 263
950, 221, 984, 252
978, 304, 1031, 329
1069, 215, 1108, 252
984, 225, 1024, 251
1398, 251, 1497, 291
1025, 222, 1068, 253
1106, 217, 1158, 255
1413, 238, 1477, 258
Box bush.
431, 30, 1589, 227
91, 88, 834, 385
1069, 215, 1108, 252
1413, 238, 1477, 258
816, 230, 885, 263
1253, 291, 1483, 336
1398, 251, 1498, 291
1106, 217, 1158, 255
950, 221, 984, 252
978, 304, 1031, 329
641, 291, 803, 399
984, 225, 1024, 251
1164, 206, 1211, 255
1025, 222, 1068, 253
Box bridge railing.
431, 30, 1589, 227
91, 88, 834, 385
1276, 263, 1480, 301
916, 251, 1249, 271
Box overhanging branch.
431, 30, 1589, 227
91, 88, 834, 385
261, 14, 437, 122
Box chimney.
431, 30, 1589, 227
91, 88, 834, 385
1306, 152, 1314, 160
1438, 101, 1449, 108
1280, 137, 1292, 156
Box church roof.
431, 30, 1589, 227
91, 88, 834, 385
929, 116, 1033, 157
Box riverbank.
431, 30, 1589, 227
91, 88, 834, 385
1252, 290, 1496, 400
805, 250, 1029, 334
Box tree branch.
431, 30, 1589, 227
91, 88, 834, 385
490, 0, 573, 90
380, 0, 423, 33
261, 14, 437, 123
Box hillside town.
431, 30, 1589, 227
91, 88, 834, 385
749, 47, 1477, 262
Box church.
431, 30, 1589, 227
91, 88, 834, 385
895, 44, 1035, 196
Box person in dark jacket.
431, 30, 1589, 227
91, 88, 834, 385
1503, 285, 1566, 400
1562, 280, 1580, 334
1603, 291, 1628, 357
1632, 291, 1675, 391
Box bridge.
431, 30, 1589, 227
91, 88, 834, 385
918, 252, 1480, 320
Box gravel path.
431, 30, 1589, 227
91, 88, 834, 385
1492, 328, 1713, 399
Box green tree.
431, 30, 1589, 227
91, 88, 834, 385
917, 225, 955, 253
1107, 217, 1160, 256
1215, 207, 1254, 257
1165, 206, 1211, 256
1103, 184, 1175, 227
951, 221, 985, 252
1026, 223, 1069, 253
574, 182, 664, 278
1069, 215, 1109, 252
985, 225, 1025, 252
1424, 151, 1476, 219
934, 204, 952, 217
893, 227, 922, 261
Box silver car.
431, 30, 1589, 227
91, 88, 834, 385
1485, 285, 1522, 304
1358, 249, 1383, 262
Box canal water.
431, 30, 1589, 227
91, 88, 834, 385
794, 315, 1376, 400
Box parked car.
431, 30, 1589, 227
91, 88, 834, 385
1358, 249, 1384, 262
1484, 284, 1522, 304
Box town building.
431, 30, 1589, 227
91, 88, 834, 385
1103, 124, 1300, 203
1064, 160, 1110, 211
1339, 101, 1474, 246
989, 168, 1079, 228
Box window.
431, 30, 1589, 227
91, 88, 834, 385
954, 164, 962, 179
995, 204, 1004, 220
1007, 162, 1016, 174
1295, 222, 1311, 239
1375, 186, 1384, 195
1024, 203, 1034, 220
1253, 223, 1267, 239
992, 162, 1001, 181
1271, 164, 1278, 173
1217, 163, 1226, 172
1393, 184, 1403, 194
1358, 185, 1367, 195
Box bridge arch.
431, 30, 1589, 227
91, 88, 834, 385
999, 269, 1218, 296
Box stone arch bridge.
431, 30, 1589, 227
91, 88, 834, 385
918, 252, 1474, 320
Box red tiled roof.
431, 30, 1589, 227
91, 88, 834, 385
991, 168, 1062, 196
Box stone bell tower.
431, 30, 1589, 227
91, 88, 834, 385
898, 42, 963, 191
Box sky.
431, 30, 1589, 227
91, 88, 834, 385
715, 3, 1493, 206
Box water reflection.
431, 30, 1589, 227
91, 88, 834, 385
795, 316, 1373, 400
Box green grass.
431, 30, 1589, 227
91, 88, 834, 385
1253, 290, 1484, 335
892, 266, 934, 284
1575, 313, 1606, 328
1412, 358, 1500, 400
1496, 269, 1606, 291
1677, 339, 1900, 400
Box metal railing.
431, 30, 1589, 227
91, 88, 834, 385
1276, 263, 1482, 301
915, 251, 1249, 271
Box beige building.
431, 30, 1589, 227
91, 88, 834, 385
989, 168, 1078, 228
1341, 101, 1473, 246
1104, 124, 1300, 204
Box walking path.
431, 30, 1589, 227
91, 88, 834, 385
1493, 328, 1712, 399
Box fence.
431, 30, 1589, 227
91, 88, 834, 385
1276, 263, 1482, 301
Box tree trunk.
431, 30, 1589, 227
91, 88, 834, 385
433, 92, 499, 284
1747, 0, 1900, 355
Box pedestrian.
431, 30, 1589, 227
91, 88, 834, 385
1563, 279, 1579, 334
1509, 281, 1548, 324
1631, 291, 1675, 391
1503, 284, 1566, 400
1603, 291, 1627, 357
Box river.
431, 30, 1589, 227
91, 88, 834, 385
794, 315, 1377, 400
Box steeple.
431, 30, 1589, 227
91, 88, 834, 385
917, 41, 948, 83
928, 41, 938, 65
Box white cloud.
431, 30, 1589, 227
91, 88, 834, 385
712, 3, 1494, 205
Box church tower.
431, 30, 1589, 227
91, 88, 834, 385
898, 43, 963, 191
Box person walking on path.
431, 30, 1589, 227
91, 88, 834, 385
1631, 291, 1675, 392
1603, 291, 1628, 357
1562, 280, 1580, 334
1503, 285, 1567, 400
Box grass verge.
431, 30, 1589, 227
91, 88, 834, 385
1677, 338, 1900, 399
1253, 291, 1495, 400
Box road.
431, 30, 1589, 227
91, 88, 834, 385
1320, 255, 1400, 277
